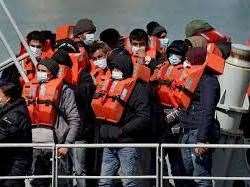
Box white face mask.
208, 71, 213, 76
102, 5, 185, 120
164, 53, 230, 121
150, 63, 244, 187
30, 46, 42, 58
84, 33, 95, 45
93, 58, 107, 70
168, 53, 182, 65
37, 71, 48, 83
160, 37, 170, 48
112, 70, 123, 80
131, 46, 146, 54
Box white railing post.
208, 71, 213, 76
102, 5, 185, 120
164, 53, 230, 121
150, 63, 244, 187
55, 146, 58, 187
0, 0, 38, 67
160, 144, 163, 187
155, 145, 159, 187
0, 29, 29, 82
51, 144, 55, 187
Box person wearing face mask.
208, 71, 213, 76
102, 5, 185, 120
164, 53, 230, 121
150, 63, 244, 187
92, 51, 151, 187
151, 25, 170, 63
0, 31, 45, 87
72, 18, 96, 53
0, 81, 32, 187
149, 40, 189, 187
88, 41, 110, 82
22, 59, 80, 187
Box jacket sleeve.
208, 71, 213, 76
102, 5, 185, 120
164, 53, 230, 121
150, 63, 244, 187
197, 74, 220, 143
121, 82, 151, 135
61, 85, 81, 144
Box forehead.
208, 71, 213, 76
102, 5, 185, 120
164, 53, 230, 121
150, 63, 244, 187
37, 64, 48, 71
131, 39, 146, 46
159, 32, 167, 38
92, 49, 106, 57
29, 40, 41, 45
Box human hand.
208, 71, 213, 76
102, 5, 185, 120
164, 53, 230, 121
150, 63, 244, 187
194, 143, 209, 156
57, 148, 69, 158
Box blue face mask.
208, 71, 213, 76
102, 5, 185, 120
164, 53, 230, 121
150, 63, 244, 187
168, 53, 182, 65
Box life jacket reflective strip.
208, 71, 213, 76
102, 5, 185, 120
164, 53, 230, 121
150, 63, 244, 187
197, 29, 230, 44
68, 47, 90, 85
22, 78, 63, 127
91, 76, 136, 123
56, 24, 74, 41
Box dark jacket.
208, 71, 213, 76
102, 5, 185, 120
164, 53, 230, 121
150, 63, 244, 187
0, 97, 32, 176
180, 71, 220, 143
75, 70, 96, 142
100, 50, 151, 143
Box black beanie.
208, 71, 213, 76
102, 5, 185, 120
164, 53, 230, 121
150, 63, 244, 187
52, 50, 73, 68
38, 59, 59, 76
167, 40, 188, 58
73, 19, 96, 36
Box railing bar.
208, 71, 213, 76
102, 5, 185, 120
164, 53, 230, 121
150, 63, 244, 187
58, 175, 157, 179
162, 176, 250, 180
161, 143, 250, 149
0, 175, 52, 179
56, 143, 159, 148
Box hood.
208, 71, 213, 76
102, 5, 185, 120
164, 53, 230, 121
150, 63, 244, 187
107, 50, 133, 79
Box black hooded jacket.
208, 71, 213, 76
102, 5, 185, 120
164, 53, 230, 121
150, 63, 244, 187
0, 97, 32, 176
100, 51, 151, 143
75, 69, 96, 142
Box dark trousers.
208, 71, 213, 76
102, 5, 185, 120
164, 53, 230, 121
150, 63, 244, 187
31, 148, 73, 187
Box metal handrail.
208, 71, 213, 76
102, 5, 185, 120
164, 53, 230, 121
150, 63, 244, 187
55, 143, 159, 187
0, 143, 249, 187
160, 143, 250, 187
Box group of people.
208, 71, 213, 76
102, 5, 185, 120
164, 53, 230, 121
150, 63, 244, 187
0, 18, 232, 187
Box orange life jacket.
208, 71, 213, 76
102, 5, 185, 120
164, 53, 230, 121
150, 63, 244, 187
91, 76, 136, 123
22, 78, 63, 128
123, 37, 156, 82
153, 52, 225, 109
41, 40, 54, 59
131, 62, 151, 82
196, 29, 230, 44
56, 24, 74, 41
90, 63, 109, 85
60, 47, 89, 85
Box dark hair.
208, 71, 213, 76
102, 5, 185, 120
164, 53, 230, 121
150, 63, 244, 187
55, 39, 79, 53
129, 29, 149, 47
26, 31, 43, 44
0, 81, 21, 99
88, 41, 110, 57
52, 50, 73, 68
40, 30, 56, 49
146, 21, 160, 36
100, 28, 121, 49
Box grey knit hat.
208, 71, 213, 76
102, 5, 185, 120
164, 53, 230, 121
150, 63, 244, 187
185, 19, 213, 37
73, 19, 96, 36
38, 59, 59, 76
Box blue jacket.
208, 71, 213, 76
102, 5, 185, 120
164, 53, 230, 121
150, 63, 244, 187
180, 71, 220, 143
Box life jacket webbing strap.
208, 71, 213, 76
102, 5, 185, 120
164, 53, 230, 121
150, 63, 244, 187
107, 95, 126, 107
